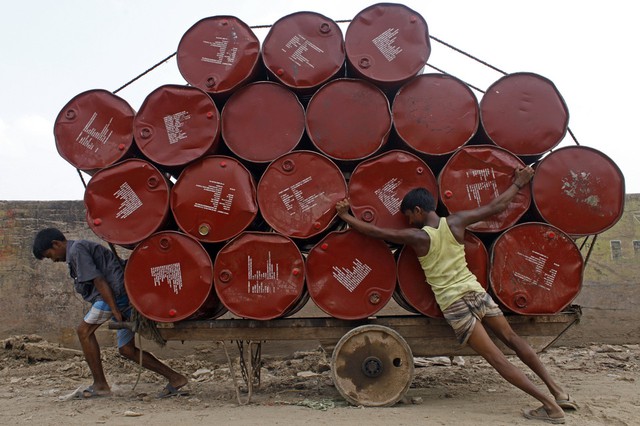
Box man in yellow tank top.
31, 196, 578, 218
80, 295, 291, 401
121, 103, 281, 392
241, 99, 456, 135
336, 166, 576, 424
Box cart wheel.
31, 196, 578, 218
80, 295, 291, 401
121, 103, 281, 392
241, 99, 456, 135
331, 324, 414, 407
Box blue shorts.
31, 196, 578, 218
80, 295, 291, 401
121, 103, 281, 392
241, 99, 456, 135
84, 294, 134, 348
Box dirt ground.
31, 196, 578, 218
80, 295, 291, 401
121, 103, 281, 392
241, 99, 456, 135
1, 335, 638, 426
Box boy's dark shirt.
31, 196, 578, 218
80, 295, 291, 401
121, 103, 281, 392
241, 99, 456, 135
65, 240, 126, 303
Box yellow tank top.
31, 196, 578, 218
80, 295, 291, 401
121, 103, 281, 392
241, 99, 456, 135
417, 217, 485, 311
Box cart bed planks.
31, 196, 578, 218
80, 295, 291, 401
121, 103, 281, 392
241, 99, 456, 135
152, 305, 581, 357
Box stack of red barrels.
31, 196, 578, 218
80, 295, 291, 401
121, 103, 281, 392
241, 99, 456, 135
53, 3, 625, 323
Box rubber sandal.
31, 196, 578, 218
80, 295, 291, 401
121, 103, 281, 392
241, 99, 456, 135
555, 395, 579, 410
76, 385, 111, 399
157, 383, 189, 399
523, 406, 565, 424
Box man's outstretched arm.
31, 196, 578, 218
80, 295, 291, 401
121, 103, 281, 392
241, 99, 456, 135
449, 166, 535, 232
336, 199, 428, 251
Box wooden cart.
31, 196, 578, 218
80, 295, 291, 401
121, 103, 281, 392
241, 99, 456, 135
128, 305, 581, 407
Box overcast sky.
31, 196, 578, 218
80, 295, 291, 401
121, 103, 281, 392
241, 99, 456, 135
1, 0, 637, 200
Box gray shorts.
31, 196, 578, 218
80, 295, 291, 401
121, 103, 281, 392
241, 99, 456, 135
442, 291, 503, 345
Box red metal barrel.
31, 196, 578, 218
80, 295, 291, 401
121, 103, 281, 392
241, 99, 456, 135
345, 3, 430, 93
84, 159, 171, 247
306, 78, 391, 163
489, 222, 583, 315
261, 11, 345, 97
54, 89, 135, 173
480, 72, 569, 162
439, 145, 530, 233
393, 74, 479, 170
133, 84, 220, 169
395, 232, 488, 318
213, 232, 306, 320
221, 82, 306, 163
532, 146, 625, 236
170, 155, 258, 243
348, 150, 438, 229
306, 229, 396, 320
124, 231, 226, 322
176, 15, 262, 100
257, 150, 347, 239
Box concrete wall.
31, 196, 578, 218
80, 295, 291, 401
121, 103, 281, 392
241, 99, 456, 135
1, 197, 639, 350
0, 201, 127, 347
563, 194, 640, 345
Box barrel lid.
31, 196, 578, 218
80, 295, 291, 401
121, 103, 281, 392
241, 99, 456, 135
489, 222, 583, 315
133, 84, 220, 167
221, 82, 305, 163
396, 232, 488, 318
393, 73, 479, 155
177, 15, 261, 97
262, 11, 345, 92
306, 229, 396, 320
348, 150, 437, 229
439, 145, 530, 232
532, 146, 625, 235
480, 72, 569, 157
171, 155, 258, 243
257, 151, 347, 239
306, 78, 391, 161
345, 3, 430, 89
124, 231, 216, 322
84, 159, 170, 246
54, 89, 135, 172
213, 232, 306, 320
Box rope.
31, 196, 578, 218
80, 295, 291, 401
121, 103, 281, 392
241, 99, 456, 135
428, 34, 582, 146
113, 52, 177, 95
76, 169, 87, 188
101, 17, 582, 152
222, 341, 253, 405
429, 34, 508, 76
425, 63, 485, 94
567, 127, 581, 146
107, 22, 508, 100
127, 309, 166, 392
130, 331, 143, 392
130, 308, 167, 347
583, 234, 598, 266
110, 21, 277, 95
248, 23, 274, 29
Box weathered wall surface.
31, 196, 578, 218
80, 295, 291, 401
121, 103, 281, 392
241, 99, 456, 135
1, 197, 639, 351
0, 201, 122, 347
562, 194, 640, 345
